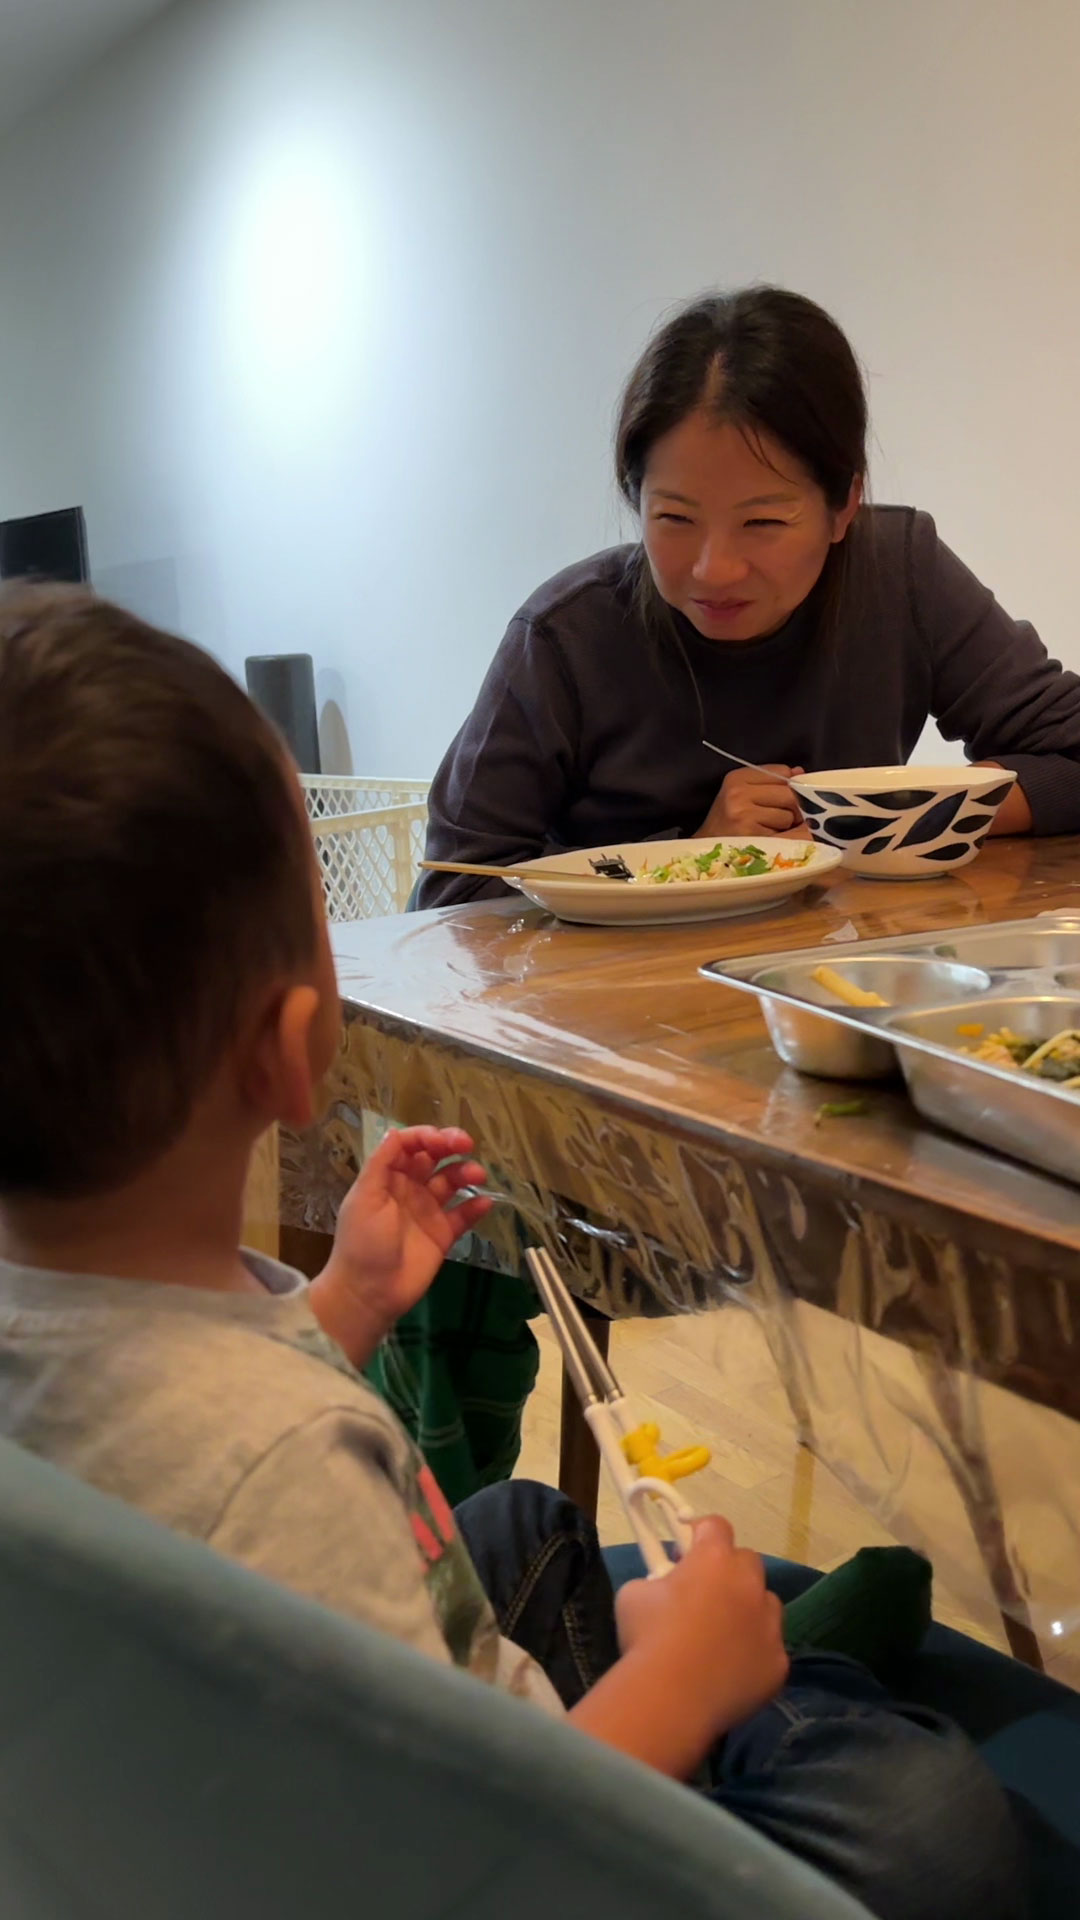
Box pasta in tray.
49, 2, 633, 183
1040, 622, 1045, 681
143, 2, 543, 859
635, 842, 814, 885
961, 1023, 1080, 1089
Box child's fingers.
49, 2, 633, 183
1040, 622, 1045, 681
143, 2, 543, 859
362, 1131, 487, 1208
689, 1514, 737, 1554
394, 1126, 476, 1161
424, 1167, 484, 1198
454, 1160, 488, 1189
359, 1129, 409, 1185
393, 1148, 437, 1182
426, 1163, 488, 1207
443, 1194, 493, 1238
393, 1149, 487, 1195
360, 1131, 446, 1194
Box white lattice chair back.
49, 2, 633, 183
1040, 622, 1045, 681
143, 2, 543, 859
301, 777, 429, 920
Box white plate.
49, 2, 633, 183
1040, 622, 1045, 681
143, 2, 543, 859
512, 839, 843, 926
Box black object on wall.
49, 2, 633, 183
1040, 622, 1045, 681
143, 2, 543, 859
0, 507, 90, 584
245, 652, 321, 773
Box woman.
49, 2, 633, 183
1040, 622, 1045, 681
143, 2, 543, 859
418, 286, 1080, 908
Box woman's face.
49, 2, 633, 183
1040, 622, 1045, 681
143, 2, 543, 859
640, 411, 860, 643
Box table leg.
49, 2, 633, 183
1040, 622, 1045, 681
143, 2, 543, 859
918, 1352, 1044, 1670
557, 1307, 611, 1521
753, 1302, 819, 1560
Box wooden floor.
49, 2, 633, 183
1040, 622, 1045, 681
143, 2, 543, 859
516, 1303, 1080, 1689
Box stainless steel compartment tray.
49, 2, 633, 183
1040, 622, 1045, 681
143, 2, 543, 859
700, 909, 1080, 1186
886, 996, 1080, 1187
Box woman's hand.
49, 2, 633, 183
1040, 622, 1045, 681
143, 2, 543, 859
570, 1515, 788, 1778
307, 1127, 491, 1368
975, 765, 1033, 837
698, 765, 805, 838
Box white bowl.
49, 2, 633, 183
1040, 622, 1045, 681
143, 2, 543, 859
789, 765, 1017, 878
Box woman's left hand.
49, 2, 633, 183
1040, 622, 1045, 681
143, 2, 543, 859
976, 765, 1033, 836
307, 1127, 491, 1366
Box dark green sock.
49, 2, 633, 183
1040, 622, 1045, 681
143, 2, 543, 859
781, 1546, 933, 1679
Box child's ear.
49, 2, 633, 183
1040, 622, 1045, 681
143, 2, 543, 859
240, 983, 323, 1130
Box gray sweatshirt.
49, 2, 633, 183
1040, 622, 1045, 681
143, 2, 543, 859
0, 1252, 559, 1713
418, 507, 1080, 908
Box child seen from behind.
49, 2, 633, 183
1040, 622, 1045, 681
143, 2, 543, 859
0, 585, 1022, 1920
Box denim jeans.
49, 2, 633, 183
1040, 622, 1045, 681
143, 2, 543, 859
456, 1479, 1026, 1920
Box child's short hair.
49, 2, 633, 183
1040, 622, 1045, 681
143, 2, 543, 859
0, 583, 318, 1198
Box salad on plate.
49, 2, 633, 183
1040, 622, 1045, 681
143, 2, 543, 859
635, 841, 814, 886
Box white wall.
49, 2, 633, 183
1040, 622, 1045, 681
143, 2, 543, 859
1, 0, 1079, 773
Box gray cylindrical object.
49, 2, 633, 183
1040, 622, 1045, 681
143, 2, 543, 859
245, 652, 321, 772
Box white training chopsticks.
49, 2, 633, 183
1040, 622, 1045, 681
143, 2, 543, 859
525, 1245, 710, 1578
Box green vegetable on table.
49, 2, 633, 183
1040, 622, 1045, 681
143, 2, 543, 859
814, 1098, 869, 1126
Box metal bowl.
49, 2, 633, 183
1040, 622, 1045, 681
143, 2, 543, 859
750, 955, 993, 1081
932, 929, 1080, 971
885, 995, 1080, 1184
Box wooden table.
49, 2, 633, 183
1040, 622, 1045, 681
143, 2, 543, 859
283, 837, 1080, 1659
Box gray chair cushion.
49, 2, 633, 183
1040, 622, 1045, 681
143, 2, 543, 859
0, 1440, 871, 1919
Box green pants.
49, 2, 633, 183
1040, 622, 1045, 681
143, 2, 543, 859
366, 1259, 540, 1506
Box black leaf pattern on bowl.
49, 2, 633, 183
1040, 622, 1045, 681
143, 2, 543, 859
822, 813, 898, 841
920, 842, 973, 861
897, 792, 965, 848
861, 835, 895, 855
796, 794, 825, 816
814, 791, 858, 809
953, 812, 994, 834
976, 782, 1015, 809
857, 788, 937, 810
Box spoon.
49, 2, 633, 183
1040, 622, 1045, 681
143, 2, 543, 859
701, 740, 801, 785
447, 1185, 514, 1210
445, 1187, 634, 1256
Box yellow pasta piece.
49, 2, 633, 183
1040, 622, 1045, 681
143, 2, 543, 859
810, 964, 888, 1009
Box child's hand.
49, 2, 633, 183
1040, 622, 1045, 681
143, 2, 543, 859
614, 1516, 788, 1756
307, 1127, 491, 1367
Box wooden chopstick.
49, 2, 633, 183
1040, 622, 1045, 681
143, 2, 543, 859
418, 858, 615, 885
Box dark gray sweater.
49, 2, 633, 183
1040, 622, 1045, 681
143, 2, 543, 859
418, 507, 1080, 907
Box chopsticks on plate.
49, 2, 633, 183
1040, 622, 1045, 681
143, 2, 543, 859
419, 859, 613, 885
524, 1245, 710, 1578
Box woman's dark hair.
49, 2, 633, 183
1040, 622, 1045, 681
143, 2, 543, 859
615, 286, 870, 645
